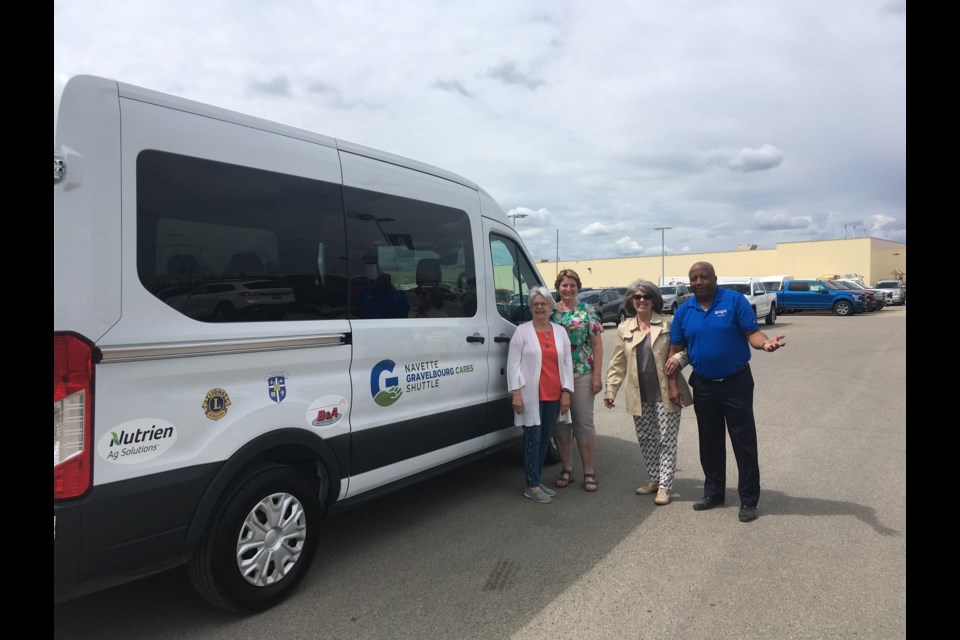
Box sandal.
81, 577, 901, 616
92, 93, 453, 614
555, 469, 575, 488
583, 473, 599, 492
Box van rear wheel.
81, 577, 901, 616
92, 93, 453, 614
188, 463, 321, 613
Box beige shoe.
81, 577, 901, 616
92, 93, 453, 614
654, 488, 671, 505
635, 481, 658, 495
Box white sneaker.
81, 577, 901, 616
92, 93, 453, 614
539, 484, 557, 497
523, 487, 553, 503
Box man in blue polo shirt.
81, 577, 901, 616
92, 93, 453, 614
665, 261, 785, 522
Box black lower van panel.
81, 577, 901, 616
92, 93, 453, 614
54, 462, 221, 602
348, 400, 507, 475
55, 399, 515, 603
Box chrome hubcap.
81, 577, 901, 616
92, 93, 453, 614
236, 492, 307, 587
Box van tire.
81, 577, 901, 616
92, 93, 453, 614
188, 463, 321, 613
765, 305, 777, 326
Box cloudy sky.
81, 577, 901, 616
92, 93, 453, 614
54, 1, 906, 261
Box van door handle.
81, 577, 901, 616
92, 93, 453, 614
466, 334, 485, 344
494, 335, 510, 343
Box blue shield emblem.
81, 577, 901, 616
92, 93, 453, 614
267, 374, 287, 404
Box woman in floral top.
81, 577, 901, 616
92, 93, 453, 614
550, 269, 604, 492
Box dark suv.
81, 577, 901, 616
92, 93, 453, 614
576, 288, 624, 325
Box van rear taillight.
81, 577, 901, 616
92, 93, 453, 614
54, 334, 94, 500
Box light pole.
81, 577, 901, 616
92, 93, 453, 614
654, 226, 672, 285
555, 229, 559, 279
507, 212, 529, 227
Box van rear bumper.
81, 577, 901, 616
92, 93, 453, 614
54, 462, 221, 603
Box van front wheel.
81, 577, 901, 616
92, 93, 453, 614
188, 464, 321, 613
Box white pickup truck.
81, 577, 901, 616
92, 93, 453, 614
717, 277, 777, 325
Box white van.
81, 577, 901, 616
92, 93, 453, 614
54, 75, 546, 612
758, 274, 795, 292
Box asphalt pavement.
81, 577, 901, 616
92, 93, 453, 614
54, 306, 906, 640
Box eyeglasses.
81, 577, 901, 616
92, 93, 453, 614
632, 294, 653, 301
531, 302, 550, 307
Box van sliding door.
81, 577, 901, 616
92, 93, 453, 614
340, 152, 489, 497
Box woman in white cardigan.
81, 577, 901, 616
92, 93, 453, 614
507, 286, 575, 504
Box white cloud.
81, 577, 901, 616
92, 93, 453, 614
613, 236, 643, 255
580, 221, 633, 236
54, 1, 905, 260
751, 210, 814, 231
507, 207, 552, 226
705, 145, 784, 173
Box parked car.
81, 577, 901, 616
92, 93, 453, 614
833, 279, 886, 310
658, 284, 694, 315
576, 288, 623, 325
167, 278, 296, 321
873, 279, 906, 305
717, 278, 778, 325
829, 280, 880, 312
776, 279, 866, 316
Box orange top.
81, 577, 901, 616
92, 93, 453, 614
536, 328, 561, 401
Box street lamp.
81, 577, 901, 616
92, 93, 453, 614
507, 212, 529, 227
653, 226, 672, 285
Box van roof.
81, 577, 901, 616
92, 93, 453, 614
55, 74, 481, 192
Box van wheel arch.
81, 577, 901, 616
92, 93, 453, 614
188, 462, 321, 612
182, 429, 341, 560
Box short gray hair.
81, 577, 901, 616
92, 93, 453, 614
528, 286, 555, 310
623, 279, 663, 315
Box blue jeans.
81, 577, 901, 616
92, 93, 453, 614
523, 400, 560, 489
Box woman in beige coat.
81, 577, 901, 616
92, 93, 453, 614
604, 279, 693, 505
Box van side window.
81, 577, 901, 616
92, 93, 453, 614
489, 235, 541, 325
343, 187, 475, 319
137, 151, 348, 322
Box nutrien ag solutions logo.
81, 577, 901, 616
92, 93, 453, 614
97, 419, 177, 464
371, 359, 402, 407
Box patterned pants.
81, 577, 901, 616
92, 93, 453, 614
632, 402, 681, 490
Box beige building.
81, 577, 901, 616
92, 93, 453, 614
534, 237, 906, 289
